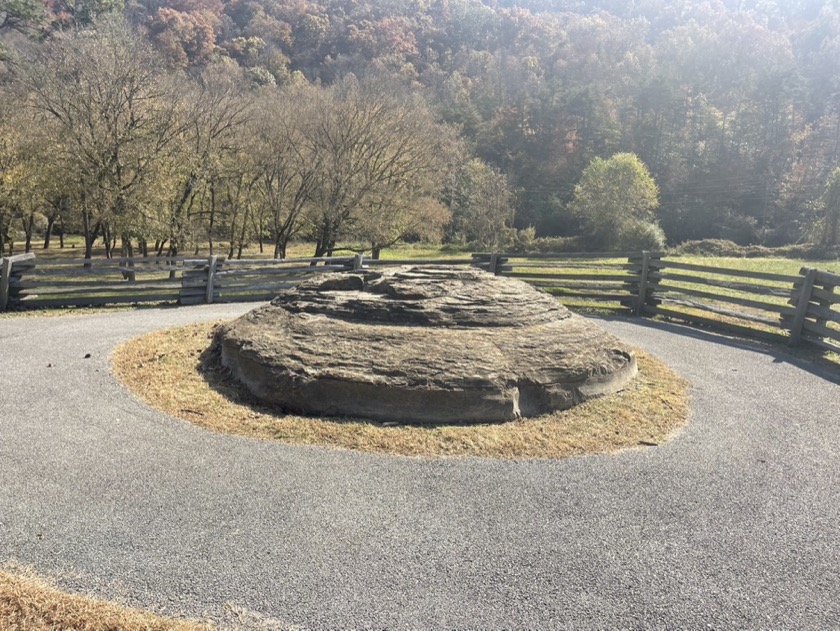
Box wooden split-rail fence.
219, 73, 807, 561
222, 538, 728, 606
1, 250, 838, 355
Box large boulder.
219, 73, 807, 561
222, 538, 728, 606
216, 266, 637, 424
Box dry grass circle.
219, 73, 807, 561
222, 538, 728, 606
0, 564, 211, 631
111, 321, 690, 459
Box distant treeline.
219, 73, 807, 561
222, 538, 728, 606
2, 0, 840, 257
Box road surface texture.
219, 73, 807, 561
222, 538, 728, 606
1, 305, 838, 629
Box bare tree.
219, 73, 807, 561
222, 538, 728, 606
248, 86, 320, 259
0, 98, 44, 255
18, 17, 189, 261
301, 77, 458, 258
165, 62, 252, 258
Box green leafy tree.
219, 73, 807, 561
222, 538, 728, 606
46, 0, 123, 29
446, 158, 514, 249
0, 0, 45, 34
569, 152, 664, 250
816, 167, 840, 247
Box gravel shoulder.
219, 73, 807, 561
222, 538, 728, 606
1, 306, 838, 629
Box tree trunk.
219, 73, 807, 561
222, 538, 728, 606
827, 205, 839, 246
371, 245, 381, 260
82, 212, 96, 265
120, 234, 136, 282
166, 243, 178, 279
168, 174, 195, 261
43, 216, 55, 249
236, 203, 251, 260
103, 224, 113, 259
313, 223, 333, 259
208, 181, 216, 256
22, 213, 34, 253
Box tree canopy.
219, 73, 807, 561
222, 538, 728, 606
4, 0, 840, 256
570, 153, 664, 250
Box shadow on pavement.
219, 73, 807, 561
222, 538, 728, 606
592, 314, 840, 385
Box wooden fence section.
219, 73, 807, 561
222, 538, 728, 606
2, 250, 839, 356
182, 255, 477, 304
474, 251, 653, 312
365, 256, 476, 269
644, 258, 801, 342
0, 253, 35, 311
5, 255, 190, 308
180, 255, 358, 305
786, 268, 840, 353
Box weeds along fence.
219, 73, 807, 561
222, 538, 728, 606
1, 250, 839, 354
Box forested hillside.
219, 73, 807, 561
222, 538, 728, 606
2, 0, 840, 258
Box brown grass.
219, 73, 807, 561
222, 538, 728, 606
0, 565, 212, 631
111, 322, 690, 459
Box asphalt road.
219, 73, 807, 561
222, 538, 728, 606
0, 306, 838, 629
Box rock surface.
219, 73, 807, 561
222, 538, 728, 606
217, 266, 637, 424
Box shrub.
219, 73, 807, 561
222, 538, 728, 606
616, 220, 666, 251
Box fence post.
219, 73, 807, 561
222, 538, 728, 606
789, 267, 817, 345
813, 275, 836, 332
353, 253, 364, 271
0, 253, 35, 311
205, 255, 218, 304
635, 251, 651, 316
0, 257, 11, 312
489, 252, 499, 275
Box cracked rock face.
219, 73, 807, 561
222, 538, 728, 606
217, 266, 638, 424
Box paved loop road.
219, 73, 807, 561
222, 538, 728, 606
1, 306, 838, 629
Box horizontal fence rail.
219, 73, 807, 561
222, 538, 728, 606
180, 255, 358, 305
644, 258, 802, 343
473, 251, 654, 312
5, 255, 190, 309
2, 250, 839, 356
786, 268, 840, 353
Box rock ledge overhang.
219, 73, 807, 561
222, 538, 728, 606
217, 266, 638, 424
